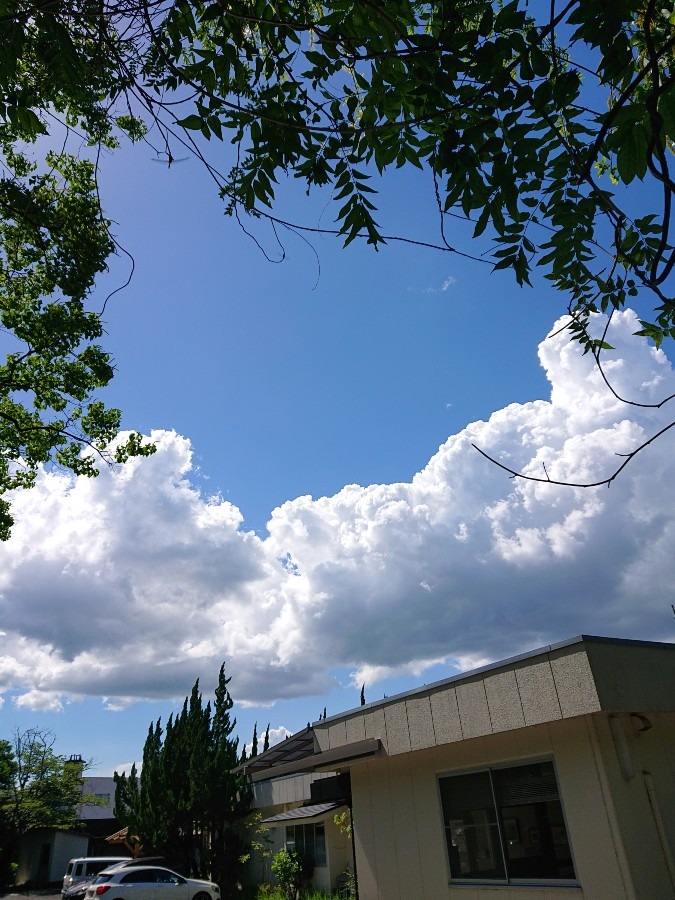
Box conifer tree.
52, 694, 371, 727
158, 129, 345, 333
114, 665, 250, 898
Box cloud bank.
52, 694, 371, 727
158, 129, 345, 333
1, 310, 673, 711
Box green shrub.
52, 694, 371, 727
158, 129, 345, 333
270, 850, 302, 900
255, 885, 284, 899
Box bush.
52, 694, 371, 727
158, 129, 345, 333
254, 886, 284, 899
270, 850, 302, 900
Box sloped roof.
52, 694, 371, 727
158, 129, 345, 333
236, 635, 675, 783
233, 725, 316, 775
262, 802, 344, 823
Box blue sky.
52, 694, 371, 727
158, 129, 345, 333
0, 129, 674, 777
97, 149, 557, 531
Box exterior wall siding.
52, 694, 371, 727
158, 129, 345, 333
251, 772, 332, 808
347, 716, 666, 900
590, 712, 675, 900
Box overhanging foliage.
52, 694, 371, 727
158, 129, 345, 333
1, 0, 674, 515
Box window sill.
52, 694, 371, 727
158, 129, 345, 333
449, 879, 580, 889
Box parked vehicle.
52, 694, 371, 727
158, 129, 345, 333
85, 866, 220, 900
63, 878, 96, 900
108, 859, 181, 874
63, 859, 131, 894
64, 855, 183, 898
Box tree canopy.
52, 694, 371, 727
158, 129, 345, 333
1, 0, 674, 526
0, 729, 92, 883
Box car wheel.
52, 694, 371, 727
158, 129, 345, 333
193, 892, 211, 900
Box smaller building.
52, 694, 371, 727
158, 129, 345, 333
238, 728, 355, 894
16, 828, 90, 888
16, 774, 121, 887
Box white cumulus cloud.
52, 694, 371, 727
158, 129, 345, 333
0, 310, 673, 711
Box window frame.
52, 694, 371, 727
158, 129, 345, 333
284, 821, 327, 868
437, 758, 578, 888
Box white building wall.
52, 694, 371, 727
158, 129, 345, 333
16, 829, 87, 886
79, 776, 116, 819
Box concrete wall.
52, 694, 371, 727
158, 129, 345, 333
586, 642, 675, 712
346, 715, 675, 900
314, 644, 602, 756
314, 640, 675, 760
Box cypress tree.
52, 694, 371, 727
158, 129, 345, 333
114, 665, 251, 897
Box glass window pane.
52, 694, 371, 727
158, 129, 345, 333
285, 822, 327, 868
315, 823, 326, 866
440, 771, 506, 880
493, 763, 575, 881
122, 870, 154, 883
304, 824, 315, 863
494, 762, 560, 806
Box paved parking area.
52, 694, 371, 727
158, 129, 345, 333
3, 893, 61, 899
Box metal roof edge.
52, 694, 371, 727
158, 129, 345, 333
249, 737, 381, 782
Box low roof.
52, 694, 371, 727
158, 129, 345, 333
233, 725, 315, 775
239, 737, 382, 782
241, 635, 674, 781
262, 802, 345, 824
318, 635, 675, 726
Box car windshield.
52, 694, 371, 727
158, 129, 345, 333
93, 875, 113, 884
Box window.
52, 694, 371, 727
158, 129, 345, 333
285, 822, 326, 867
152, 870, 183, 884
85, 862, 114, 877
121, 870, 155, 883
439, 761, 575, 884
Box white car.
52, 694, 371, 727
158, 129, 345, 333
63, 858, 131, 893
84, 866, 220, 900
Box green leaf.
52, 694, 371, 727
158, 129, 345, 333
177, 114, 204, 130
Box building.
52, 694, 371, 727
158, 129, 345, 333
15, 774, 122, 886
240, 728, 355, 894
242, 635, 675, 899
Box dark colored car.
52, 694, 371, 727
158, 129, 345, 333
63, 878, 96, 900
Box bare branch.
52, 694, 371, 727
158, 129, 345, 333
472, 417, 675, 489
